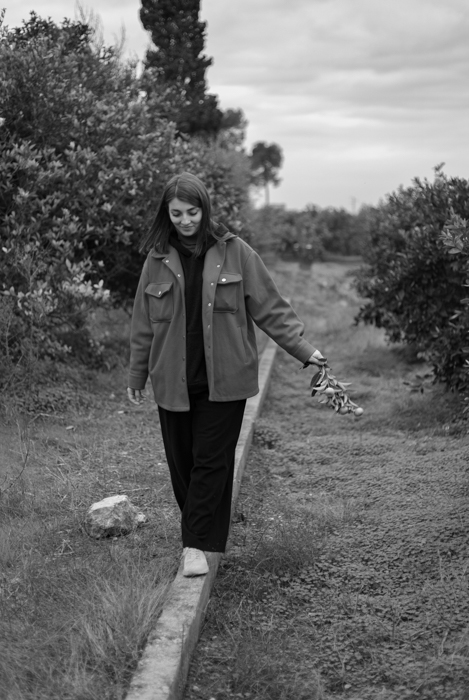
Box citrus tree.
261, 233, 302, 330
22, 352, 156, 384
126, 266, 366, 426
354, 168, 469, 391
0, 12, 251, 380
0, 14, 176, 374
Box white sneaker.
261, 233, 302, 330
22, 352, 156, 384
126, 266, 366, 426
183, 548, 209, 577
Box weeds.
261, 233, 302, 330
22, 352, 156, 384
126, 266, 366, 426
0, 552, 173, 700
0, 329, 179, 699
184, 261, 469, 700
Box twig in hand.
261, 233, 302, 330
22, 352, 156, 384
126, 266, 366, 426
305, 364, 364, 417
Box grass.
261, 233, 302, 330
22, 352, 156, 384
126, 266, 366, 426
1, 552, 173, 700
0, 261, 295, 700
183, 261, 469, 700
2, 259, 468, 699
0, 310, 182, 700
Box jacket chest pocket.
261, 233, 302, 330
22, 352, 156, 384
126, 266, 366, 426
214, 273, 242, 313
145, 282, 173, 322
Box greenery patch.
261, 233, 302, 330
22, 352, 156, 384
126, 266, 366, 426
184, 262, 469, 700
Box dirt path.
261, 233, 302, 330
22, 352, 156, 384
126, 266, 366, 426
184, 261, 469, 700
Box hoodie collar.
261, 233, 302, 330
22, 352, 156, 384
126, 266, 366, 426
151, 222, 236, 259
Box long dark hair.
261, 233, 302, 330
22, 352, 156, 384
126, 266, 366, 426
139, 172, 218, 257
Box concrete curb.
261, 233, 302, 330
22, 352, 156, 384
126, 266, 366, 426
125, 337, 279, 700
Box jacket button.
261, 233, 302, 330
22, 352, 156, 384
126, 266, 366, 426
207, 325, 210, 329
182, 377, 186, 382
217, 265, 220, 268
211, 282, 214, 286
208, 303, 211, 307
221, 278, 226, 282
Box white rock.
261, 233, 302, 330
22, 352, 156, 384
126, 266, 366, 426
84, 495, 148, 539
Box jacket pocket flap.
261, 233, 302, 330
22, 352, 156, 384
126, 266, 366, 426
145, 282, 173, 298
218, 273, 242, 285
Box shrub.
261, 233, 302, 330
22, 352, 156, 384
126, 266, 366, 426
246, 206, 326, 263
244, 203, 371, 263
438, 211, 469, 390
0, 15, 178, 292
0, 13, 251, 379
0, 20, 175, 377
354, 168, 469, 391
314, 206, 370, 256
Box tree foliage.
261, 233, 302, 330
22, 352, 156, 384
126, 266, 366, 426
354, 168, 469, 391
247, 206, 325, 264
246, 202, 369, 262
0, 11, 250, 380
313, 206, 372, 256
250, 142, 283, 205
217, 109, 248, 151
140, 0, 222, 135
5, 9, 93, 52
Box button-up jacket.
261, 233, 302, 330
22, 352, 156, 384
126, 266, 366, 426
128, 232, 317, 411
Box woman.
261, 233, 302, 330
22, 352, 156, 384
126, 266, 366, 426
127, 172, 326, 577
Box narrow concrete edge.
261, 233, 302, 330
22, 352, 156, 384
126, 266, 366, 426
125, 337, 279, 700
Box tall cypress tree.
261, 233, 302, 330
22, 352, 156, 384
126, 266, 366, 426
140, 0, 222, 135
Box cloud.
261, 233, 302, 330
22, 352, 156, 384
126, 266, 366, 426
205, 0, 468, 100
5, 0, 469, 208
199, 0, 468, 206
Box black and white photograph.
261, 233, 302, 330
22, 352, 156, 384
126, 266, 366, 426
1, 1, 468, 699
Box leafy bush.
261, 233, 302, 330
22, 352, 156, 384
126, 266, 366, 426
438, 211, 469, 390
354, 169, 469, 391
0, 13, 251, 380
314, 206, 371, 256
0, 139, 111, 367
0, 18, 169, 381
247, 206, 326, 263
244, 203, 371, 263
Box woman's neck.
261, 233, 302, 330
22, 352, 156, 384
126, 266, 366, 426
177, 231, 198, 250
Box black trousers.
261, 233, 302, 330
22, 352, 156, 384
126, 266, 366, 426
158, 390, 246, 553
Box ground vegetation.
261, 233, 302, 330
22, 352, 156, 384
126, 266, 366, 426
184, 261, 469, 700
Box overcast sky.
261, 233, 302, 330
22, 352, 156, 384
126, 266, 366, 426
4, 0, 469, 211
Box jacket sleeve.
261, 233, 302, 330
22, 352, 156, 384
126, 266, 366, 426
242, 249, 317, 364
128, 258, 152, 390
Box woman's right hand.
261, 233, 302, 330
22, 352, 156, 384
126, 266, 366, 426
127, 388, 146, 405
307, 350, 328, 367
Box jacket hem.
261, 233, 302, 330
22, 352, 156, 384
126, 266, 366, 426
155, 387, 259, 412
209, 387, 259, 402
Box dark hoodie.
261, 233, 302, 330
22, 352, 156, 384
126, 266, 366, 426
169, 228, 219, 392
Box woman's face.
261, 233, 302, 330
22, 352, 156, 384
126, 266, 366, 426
168, 197, 203, 237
